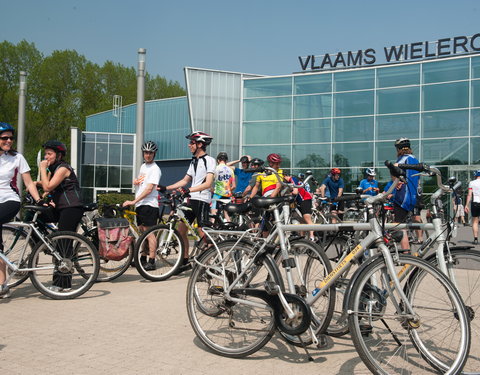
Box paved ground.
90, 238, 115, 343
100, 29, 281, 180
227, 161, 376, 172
1, 225, 477, 375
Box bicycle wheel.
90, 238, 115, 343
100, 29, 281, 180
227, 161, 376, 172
348, 255, 470, 375
2, 225, 36, 288
186, 244, 281, 358
28, 231, 100, 300
84, 226, 134, 282
134, 224, 183, 281
275, 239, 335, 346
428, 249, 480, 375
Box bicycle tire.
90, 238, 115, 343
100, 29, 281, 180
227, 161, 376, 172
186, 244, 282, 358
28, 231, 100, 300
2, 225, 36, 288
83, 226, 134, 282
274, 238, 335, 346
427, 249, 480, 375
134, 224, 183, 281
348, 255, 470, 375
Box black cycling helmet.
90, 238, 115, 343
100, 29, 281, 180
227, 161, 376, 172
250, 158, 264, 167
240, 155, 250, 164
216, 151, 228, 161
0, 122, 14, 135
186, 130, 213, 146
395, 137, 411, 149
141, 140, 158, 153
43, 140, 67, 156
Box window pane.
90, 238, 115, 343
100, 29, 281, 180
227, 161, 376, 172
121, 167, 133, 188
109, 134, 122, 142
471, 137, 480, 164
422, 138, 468, 164
377, 87, 420, 114
80, 165, 94, 187
82, 142, 95, 164
95, 143, 108, 165
333, 117, 373, 142
472, 79, 480, 107
108, 143, 121, 165
472, 109, 480, 136
473, 56, 480, 79
334, 70, 374, 91
423, 59, 469, 83
294, 119, 331, 143
243, 97, 291, 121
377, 65, 420, 88
376, 113, 420, 140
242, 145, 291, 169
108, 166, 120, 187
375, 140, 419, 166
294, 94, 332, 119
334, 91, 374, 116
243, 121, 291, 145
122, 135, 134, 144
95, 166, 108, 186
422, 110, 468, 138
96, 134, 108, 142
423, 82, 468, 111
332, 143, 373, 167
122, 144, 133, 166
293, 144, 330, 168
244, 77, 292, 98
294, 74, 332, 94
83, 133, 95, 142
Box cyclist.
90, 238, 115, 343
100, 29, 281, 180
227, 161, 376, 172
158, 131, 215, 273
318, 168, 344, 223
228, 155, 253, 194
465, 169, 480, 244
242, 157, 264, 198
392, 137, 420, 249
0, 123, 43, 298
211, 151, 235, 221
359, 168, 379, 196
123, 141, 161, 270
39, 140, 84, 291
285, 172, 315, 241
248, 153, 284, 198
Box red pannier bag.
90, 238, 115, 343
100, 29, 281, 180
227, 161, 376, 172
96, 218, 133, 261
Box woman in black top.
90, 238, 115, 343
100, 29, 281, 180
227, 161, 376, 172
39, 140, 83, 290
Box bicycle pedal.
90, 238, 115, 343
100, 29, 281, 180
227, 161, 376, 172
208, 285, 224, 295
264, 281, 279, 295
316, 334, 328, 349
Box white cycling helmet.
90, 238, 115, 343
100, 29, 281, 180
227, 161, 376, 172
141, 141, 158, 153
365, 168, 376, 176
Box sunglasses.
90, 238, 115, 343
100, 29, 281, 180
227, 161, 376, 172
0, 136, 14, 141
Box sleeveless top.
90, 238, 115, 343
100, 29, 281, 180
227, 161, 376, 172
49, 161, 83, 209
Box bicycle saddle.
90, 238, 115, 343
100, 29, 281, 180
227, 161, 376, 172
83, 202, 98, 212
23, 205, 52, 212
224, 202, 252, 214
250, 196, 290, 208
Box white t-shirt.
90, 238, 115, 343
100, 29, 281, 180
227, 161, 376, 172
186, 154, 216, 203
134, 162, 161, 208
0, 152, 30, 204
469, 178, 480, 203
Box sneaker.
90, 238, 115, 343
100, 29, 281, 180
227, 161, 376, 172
0, 284, 11, 299
144, 262, 156, 271
174, 261, 192, 275
474, 238, 478, 245
48, 285, 64, 292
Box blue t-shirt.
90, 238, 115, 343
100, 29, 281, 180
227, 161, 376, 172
359, 178, 379, 196
321, 176, 344, 199
234, 168, 253, 193
394, 154, 420, 211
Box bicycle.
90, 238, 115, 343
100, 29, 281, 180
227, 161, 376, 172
1, 204, 100, 299
186, 165, 471, 374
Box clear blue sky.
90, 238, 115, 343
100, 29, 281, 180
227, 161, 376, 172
2, 0, 479, 86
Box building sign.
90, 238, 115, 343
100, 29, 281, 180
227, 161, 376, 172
299, 33, 480, 71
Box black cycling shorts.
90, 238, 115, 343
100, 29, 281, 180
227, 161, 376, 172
184, 199, 211, 227
298, 199, 313, 215
393, 204, 409, 223
471, 202, 480, 218
136, 205, 159, 227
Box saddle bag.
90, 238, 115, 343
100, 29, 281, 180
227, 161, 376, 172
96, 218, 132, 261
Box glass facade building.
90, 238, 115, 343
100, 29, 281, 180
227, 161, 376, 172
242, 55, 480, 191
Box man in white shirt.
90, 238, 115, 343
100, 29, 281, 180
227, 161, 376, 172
123, 141, 161, 270
158, 131, 215, 273
465, 170, 480, 245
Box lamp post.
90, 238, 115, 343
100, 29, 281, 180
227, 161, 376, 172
17, 71, 27, 192
134, 48, 146, 181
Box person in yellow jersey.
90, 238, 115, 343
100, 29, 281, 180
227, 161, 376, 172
248, 153, 284, 198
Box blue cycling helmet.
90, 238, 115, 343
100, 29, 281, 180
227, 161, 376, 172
0, 122, 14, 135
474, 170, 480, 177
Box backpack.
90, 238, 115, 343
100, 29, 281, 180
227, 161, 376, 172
96, 218, 133, 261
